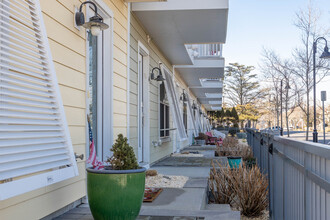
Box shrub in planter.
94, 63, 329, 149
87, 134, 146, 220
209, 162, 234, 204
209, 161, 268, 218
230, 165, 268, 217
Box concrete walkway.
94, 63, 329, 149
54, 145, 240, 220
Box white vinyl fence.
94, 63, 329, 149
247, 129, 330, 220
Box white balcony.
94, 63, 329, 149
132, 0, 229, 65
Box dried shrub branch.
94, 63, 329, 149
209, 161, 268, 217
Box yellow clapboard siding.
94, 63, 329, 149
59, 85, 85, 108
114, 32, 128, 53
130, 104, 138, 116
113, 113, 127, 127
114, 19, 127, 41
64, 106, 86, 126
57, 0, 83, 13
114, 46, 128, 68
68, 126, 86, 145
1, 177, 86, 220
130, 93, 138, 105
43, 13, 85, 56
113, 86, 127, 102
130, 81, 138, 95
40, 0, 85, 39
49, 39, 86, 73
114, 73, 127, 90
113, 100, 127, 114
114, 60, 127, 79
55, 62, 86, 91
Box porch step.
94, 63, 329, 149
185, 145, 217, 151
139, 208, 240, 220
204, 204, 232, 212
142, 188, 206, 211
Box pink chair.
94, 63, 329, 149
205, 132, 217, 145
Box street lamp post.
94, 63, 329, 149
321, 91, 327, 144
280, 79, 283, 136
312, 37, 330, 143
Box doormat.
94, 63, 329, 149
143, 187, 163, 202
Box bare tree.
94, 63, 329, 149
291, 4, 330, 140
261, 49, 299, 136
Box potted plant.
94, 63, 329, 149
86, 134, 146, 220
227, 156, 242, 169
194, 133, 207, 145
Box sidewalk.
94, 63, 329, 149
55, 145, 240, 220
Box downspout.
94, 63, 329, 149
126, 3, 131, 141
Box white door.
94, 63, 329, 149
138, 53, 144, 163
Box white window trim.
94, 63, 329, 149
85, 0, 114, 161
0, 0, 78, 200
137, 41, 150, 165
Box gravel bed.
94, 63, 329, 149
145, 174, 189, 188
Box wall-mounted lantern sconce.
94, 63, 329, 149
75, 1, 109, 36
180, 89, 188, 102
192, 101, 197, 110
150, 67, 165, 84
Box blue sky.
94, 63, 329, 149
224, 0, 330, 103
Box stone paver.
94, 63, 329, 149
151, 166, 210, 178
142, 188, 206, 211
184, 178, 208, 188
153, 156, 227, 167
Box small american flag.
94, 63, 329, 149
86, 116, 105, 170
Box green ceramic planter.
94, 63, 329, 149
86, 167, 146, 220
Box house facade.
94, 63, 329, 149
0, 0, 228, 219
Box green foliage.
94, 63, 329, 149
231, 107, 239, 120
225, 63, 265, 106
107, 134, 139, 170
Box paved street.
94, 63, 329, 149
283, 131, 330, 144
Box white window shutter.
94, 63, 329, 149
195, 107, 202, 133
0, 0, 78, 200
186, 95, 198, 137
161, 66, 187, 141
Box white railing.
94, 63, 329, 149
247, 129, 330, 220
197, 43, 222, 57
186, 43, 223, 59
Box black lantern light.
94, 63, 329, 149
180, 89, 188, 102
75, 1, 109, 36
150, 67, 165, 84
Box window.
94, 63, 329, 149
161, 66, 187, 140
183, 102, 188, 134
160, 83, 170, 137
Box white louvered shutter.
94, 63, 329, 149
195, 106, 202, 133
161, 66, 187, 141
186, 95, 198, 137
0, 0, 78, 200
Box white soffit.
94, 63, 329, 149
132, 0, 229, 65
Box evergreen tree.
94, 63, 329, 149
108, 134, 139, 170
